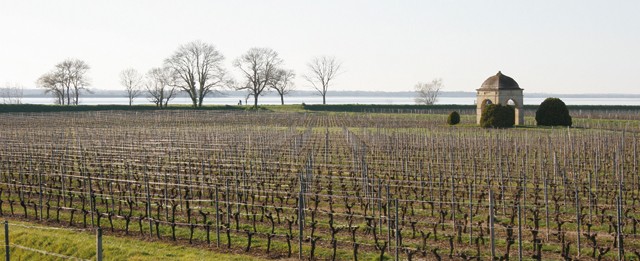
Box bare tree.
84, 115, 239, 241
234, 47, 283, 108
414, 78, 443, 105
303, 56, 342, 105
269, 69, 295, 105
0, 83, 24, 104
37, 73, 65, 104
37, 58, 91, 105
120, 68, 143, 106
165, 41, 230, 107
60, 59, 90, 105
145, 67, 178, 108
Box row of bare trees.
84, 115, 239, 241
119, 67, 177, 108
28, 41, 449, 107
0, 83, 24, 104
32, 41, 342, 107
118, 41, 342, 108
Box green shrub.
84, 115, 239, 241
536, 98, 572, 126
302, 104, 474, 112
447, 111, 460, 125
480, 104, 515, 128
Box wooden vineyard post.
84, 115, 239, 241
522, 151, 528, 227
61, 164, 66, 209
518, 203, 523, 261
298, 190, 303, 260
201, 161, 206, 201
553, 153, 558, 185
588, 165, 593, 225
575, 188, 581, 257
177, 164, 183, 209
96, 227, 103, 261
387, 185, 391, 245
594, 148, 599, 195
489, 190, 496, 260
617, 196, 624, 261
215, 185, 220, 248
469, 183, 473, 245
449, 150, 456, 233
163, 163, 169, 221
428, 163, 434, 206
144, 169, 152, 237
235, 176, 240, 217
498, 143, 506, 215
4, 221, 9, 261
378, 179, 382, 236
395, 199, 399, 261
324, 129, 329, 164
617, 139, 625, 261
226, 179, 230, 226
38, 167, 43, 221
544, 176, 550, 241
89, 174, 95, 227
635, 134, 638, 193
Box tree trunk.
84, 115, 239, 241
254, 94, 259, 108
66, 86, 71, 105
280, 94, 284, 105
188, 90, 198, 108
322, 95, 326, 105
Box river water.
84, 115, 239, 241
18, 95, 640, 106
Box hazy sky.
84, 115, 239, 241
1, 1, 639, 94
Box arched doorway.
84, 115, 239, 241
506, 98, 522, 125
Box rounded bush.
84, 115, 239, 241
447, 111, 460, 125
480, 104, 515, 128
536, 98, 572, 126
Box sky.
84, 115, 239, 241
1, 0, 639, 94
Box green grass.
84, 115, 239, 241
0, 219, 264, 261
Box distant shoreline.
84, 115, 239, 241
16, 89, 640, 99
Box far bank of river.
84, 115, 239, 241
18, 95, 640, 106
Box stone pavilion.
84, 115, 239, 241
476, 71, 524, 125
